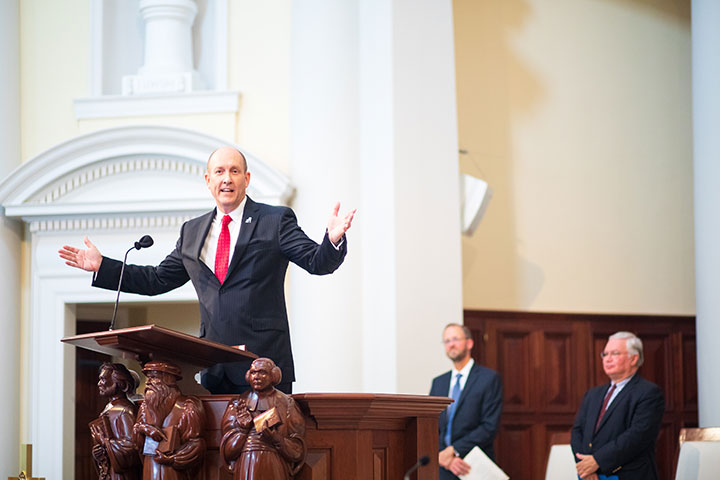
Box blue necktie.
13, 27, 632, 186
445, 373, 463, 447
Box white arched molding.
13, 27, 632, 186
0, 125, 293, 225
0, 125, 292, 478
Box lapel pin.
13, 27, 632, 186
245, 217, 252, 224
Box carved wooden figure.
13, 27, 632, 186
220, 358, 306, 479
133, 361, 206, 480
90, 363, 141, 480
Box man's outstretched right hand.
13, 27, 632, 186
58, 236, 102, 272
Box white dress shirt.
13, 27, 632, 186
448, 358, 475, 397
606, 374, 634, 409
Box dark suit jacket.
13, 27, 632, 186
92, 197, 347, 387
430, 362, 503, 479
571, 374, 665, 480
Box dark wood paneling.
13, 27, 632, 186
682, 335, 698, 410
465, 310, 697, 480
496, 423, 532, 480
75, 320, 111, 480
539, 331, 575, 412
496, 329, 532, 410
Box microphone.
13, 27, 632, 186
403, 455, 430, 480
109, 235, 154, 330
134, 235, 154, 250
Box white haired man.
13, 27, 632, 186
571, 332, 665, 480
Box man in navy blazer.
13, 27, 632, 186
59, 146, 355, 394
429, 323, 503, 479
571, 331, 665, 480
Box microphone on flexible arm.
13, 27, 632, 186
109, 235, 154, 330
403, 455, 430, 480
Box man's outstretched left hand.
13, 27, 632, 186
327, 202, 356, 245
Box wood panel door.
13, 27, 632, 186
465, 310, 697, 480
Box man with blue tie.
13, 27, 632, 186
571, 332, 665, 480
429, 323, 503, 479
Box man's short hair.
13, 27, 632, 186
207, 146, 248, 172
609, 331, 644, 366
444, 323, 472, 340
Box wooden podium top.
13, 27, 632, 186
61, 324, 257, 370
293, 393, 452, 430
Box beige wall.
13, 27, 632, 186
455, 0, 694, 314
20, 0, 90, 161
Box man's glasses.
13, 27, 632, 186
443, 337, 469, 345
600, 350, 628, 359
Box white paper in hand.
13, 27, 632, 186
458, 446, 509, 480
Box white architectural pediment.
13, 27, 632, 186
0, 125, 294, 231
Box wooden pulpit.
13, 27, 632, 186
62, 324, 257, 395
62, 326, 450, 479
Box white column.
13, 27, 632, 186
692, 0, 720, 427
289, 0, 363, 393
0, 0, 22, 473
289, 0, 462, 394
123, 0, 204, 94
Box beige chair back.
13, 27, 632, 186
674, 427, 720, 480
544, 432, 576, 480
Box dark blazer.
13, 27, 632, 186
430, 362, 503, 479
93, 197, 347, 388
571, 374, 665, 480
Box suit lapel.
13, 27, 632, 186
589, 384, 612, 435
224, 197, 259, 281
437, 372, 452, 427
595, 375, 639, 433
454, 364, 479, 413
191, 209, 215, 262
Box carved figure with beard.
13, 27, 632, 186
220, 358, 306, 479
91, 362, 141, 480
133, 361, 206, 480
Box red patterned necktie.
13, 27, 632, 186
595, 384, 616, 431
215, 214, 232, 283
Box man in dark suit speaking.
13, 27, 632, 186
571, 331, 665, 480
59, 146, 355, 394
429, 323, 503, 479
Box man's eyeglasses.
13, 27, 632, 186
600, 350, 628, 359
443, 336, 469, 345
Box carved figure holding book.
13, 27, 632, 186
133, 361, 206, 480
221, 358, 306, 479
90, 362, 142, 480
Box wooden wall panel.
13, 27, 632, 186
643, 334, 673, 407
496, 423, 532, 480
539, 332, 574, 412
495, 329, 533, 411
682, 334, 698, 410
657, 421, 677, 480
464, 310, 696, 480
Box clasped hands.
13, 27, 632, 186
439, 445, 471, 477
575, 453, 600, 480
